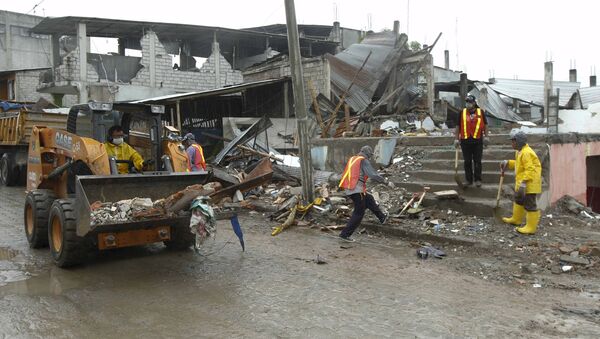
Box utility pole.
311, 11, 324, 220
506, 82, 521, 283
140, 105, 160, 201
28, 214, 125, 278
284, 0, 314, 201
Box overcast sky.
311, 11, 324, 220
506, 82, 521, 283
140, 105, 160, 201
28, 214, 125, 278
4, 0, 597, 85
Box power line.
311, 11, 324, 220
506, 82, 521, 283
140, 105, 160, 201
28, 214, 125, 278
27, 0, 46, 14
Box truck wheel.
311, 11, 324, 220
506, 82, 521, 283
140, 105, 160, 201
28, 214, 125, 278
0, 153, 18, 186
48, 199, 89, 267
24, 189, 57, 248
163, 226, 194, 250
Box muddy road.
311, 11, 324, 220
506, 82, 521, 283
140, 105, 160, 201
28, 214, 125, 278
0, 186, 599, 338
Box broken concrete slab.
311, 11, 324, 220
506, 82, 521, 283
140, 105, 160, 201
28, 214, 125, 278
559, 255, 590, 265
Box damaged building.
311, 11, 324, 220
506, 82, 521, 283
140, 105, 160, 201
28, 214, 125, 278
29, 16, 347, 107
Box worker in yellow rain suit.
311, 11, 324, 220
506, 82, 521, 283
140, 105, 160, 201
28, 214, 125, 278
104, 125, 145, 174
500, 131, 542, 234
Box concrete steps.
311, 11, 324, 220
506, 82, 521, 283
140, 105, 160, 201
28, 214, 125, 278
392, 180, 506, 199
408, 169, 515, 183
426, 148, 517, 161
419, 159, 507, 172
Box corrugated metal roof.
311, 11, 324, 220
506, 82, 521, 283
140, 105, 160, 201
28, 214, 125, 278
131, 78, 289, 103
489, 78, 580, 107
470, 82, 522, 122
326, 31, 401, 112
576, 86, 600, 109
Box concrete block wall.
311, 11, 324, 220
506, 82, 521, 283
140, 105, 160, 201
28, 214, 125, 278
243, 56, 330, 111
15, 70, 53, 102
132, 31, 243, 91
53, 47, 100, 83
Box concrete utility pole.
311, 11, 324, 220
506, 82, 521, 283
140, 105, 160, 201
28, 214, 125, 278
543, 61, 553, 123
284, 0, 314, 201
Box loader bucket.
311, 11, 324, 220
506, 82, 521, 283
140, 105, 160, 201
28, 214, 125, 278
74, 171, 211, 237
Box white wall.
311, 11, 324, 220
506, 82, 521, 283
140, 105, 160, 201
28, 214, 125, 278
558, 102, 600, 134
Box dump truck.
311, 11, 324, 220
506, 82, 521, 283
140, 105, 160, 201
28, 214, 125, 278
0, 106, 67, 186
23, 102, 209, 267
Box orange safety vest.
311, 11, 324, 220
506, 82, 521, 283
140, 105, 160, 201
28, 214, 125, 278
338, 155, 367, 192
188, 143, 206, 171
460, 108, 485, 140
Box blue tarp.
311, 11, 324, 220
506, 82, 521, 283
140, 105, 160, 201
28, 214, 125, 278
0, 101, 30, 112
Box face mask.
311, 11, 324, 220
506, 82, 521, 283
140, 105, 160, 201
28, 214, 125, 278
112, 137, 124, 145
466, 103, 474, 109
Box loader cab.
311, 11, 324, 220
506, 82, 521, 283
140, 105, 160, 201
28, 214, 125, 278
67, 102, 166, 172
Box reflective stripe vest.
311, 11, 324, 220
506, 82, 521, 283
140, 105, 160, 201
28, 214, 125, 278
338, 155, 367, 191
188, 143, 206, 171
460, 108, 485, 140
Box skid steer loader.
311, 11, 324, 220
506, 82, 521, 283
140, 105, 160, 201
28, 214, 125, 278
23, 102, 209, 267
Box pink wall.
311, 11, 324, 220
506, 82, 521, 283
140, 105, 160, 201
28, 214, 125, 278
550, 141, 600, 205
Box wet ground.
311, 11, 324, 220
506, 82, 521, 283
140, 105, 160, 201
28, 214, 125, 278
1, 186, 600, 338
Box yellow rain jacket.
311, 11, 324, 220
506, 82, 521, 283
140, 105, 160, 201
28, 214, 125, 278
104, 142, 145, 174
507, 144, 542, 194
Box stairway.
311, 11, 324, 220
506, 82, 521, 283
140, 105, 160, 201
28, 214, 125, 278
390, 140, 518, 217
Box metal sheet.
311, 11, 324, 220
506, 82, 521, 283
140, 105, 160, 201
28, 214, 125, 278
209, 158, 273, 201
470, 82, 522, 122
213, 116, 273, 165
489, 78, 580, 107
576, 87, 600, 109
327, 31, 405, 112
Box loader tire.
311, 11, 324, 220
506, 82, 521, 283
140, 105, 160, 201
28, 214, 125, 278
0, 153, 19, 187
48, 199, 90, 268
24, 189, 57, 248
164, 226, 194, 250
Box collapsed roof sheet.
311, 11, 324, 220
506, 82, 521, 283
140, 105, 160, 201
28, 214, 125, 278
575, 86, 600, 109
326, 31, 401, 112
470, 82, 522, 122
489, 78, 580, 107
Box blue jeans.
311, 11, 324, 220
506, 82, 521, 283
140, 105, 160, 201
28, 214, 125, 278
340, 193, 385, 238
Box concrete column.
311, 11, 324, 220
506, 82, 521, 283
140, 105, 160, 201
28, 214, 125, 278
479, 87, 488, 111
332, 21, 342, 53
547, 89, 559, 133
51, 34, 61, 67
393, 20, 400, 43
149, 31, 156, 88
544, 61, 553, 122
513, 98, 520, 113
444, 50, 450, 70
459, 73, 468, 108
118, 38, 126, 55
569, 69, 577, 82
425, 54, 435, 115
213, 32, 221, 88
77, 22, 88, 104
590, 75, 597, 87
5, 15, 12, 70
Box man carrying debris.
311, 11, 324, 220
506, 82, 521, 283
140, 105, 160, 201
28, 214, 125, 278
454, 95, 489, 187
105, 125, 147, 174
338, 145, 391, 242
183, 133, 206, 171
500, 131, 542, 235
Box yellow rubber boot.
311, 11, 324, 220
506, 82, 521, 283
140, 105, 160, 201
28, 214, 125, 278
502, 203, 526, 226
516, 210, 540, 235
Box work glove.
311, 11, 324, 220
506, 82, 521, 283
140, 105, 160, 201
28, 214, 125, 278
453, 139, 460, 149
516, 182, 527, 202
483, 138, 490, 148
142, 159, 155, 167
500, 160, 508, 171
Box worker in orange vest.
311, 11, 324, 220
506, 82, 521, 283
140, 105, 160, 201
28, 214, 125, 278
338, 145, 392, 242
183, 133, 206, 171
454, 94, 489, 187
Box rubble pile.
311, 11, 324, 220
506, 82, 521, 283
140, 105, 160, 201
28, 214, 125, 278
89, 183, 222, 226
546, 195, 600, 224
90, 198, 159, 226
384, 148, 425, 182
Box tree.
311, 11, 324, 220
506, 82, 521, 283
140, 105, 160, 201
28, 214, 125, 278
409, 41, 422, 51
